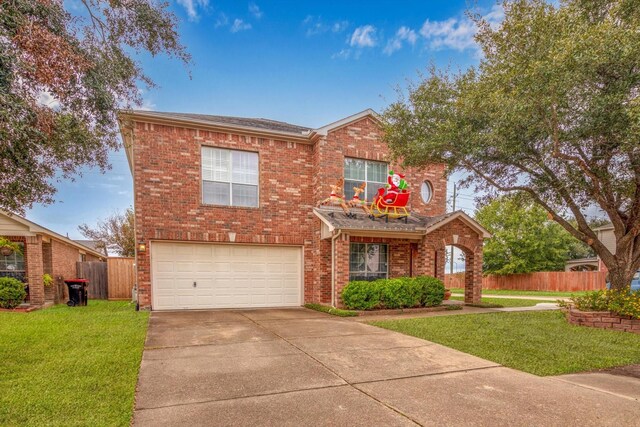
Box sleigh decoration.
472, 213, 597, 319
317, 171, 411, 222
369, 171, 411, 221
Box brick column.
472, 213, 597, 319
464, 247, 482, 304
25, 236, 45, 306
334, 233, 350, 308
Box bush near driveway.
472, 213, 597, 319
0, 301, 149, 426
371, 311, 640, 376
0, 277, 26, 308
342, 276, 445, 310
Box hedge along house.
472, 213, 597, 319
0, 212, 106, 307
119, 109, 490, 310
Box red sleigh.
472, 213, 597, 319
370, 188, 410, 220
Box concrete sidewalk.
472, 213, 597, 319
133, 308, 640, 426
451, 293, 570, 301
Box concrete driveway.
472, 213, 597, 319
133, 308, 639, 426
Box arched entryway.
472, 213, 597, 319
415, 213, 489, 305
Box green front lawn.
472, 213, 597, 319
450, 296, 551, 307
449, 288, 587, 297
0, 301, 149, 426
370, 311, 640, 376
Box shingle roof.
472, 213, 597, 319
313, 207, 439, 233
73, 239, 107, 255
132, 111, 312, 134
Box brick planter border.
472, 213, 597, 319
566, 306, 640, 334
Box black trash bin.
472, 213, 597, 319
65, 279, 89, 307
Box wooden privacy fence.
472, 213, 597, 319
445, 271, 607, 292
76, 257, 135, 300
107, 257, 135, 300
76, 261, 108, 299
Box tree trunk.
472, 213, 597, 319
604, 243, 639, 291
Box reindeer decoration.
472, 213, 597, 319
348, 182, 373, 218
317, 178, 352, 217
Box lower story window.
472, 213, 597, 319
349, 243, 388, 281
0, 242, 25, 282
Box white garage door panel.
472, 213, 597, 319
151, 242, 302, 310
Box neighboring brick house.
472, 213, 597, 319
0, 212, 106, 306
119, 109, 490, 310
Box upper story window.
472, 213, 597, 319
344, 158, 388, 201
202, 147, 259, 207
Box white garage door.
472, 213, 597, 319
151, 242, 302, 310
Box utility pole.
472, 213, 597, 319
450, 183, 456, 275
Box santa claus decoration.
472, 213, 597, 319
384, 170, 408, 203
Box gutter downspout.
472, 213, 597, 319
331, 229, 342, 308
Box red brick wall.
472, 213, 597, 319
25, 236, 44, 305
567, 308, 640, 334
131, 115, 448, 309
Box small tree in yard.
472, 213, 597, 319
0, 0, 190, 214
78, 207, 135, 257
476, 195, 578, 274
383, 0, 640, 290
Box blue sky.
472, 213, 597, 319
27, 0, 502, 239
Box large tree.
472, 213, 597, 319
476, 195, 578, 274
0, 0, 189, 213
383, 0, 640, 290
78, 207, 135, 256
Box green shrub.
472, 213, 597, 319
381, 278, 422, 309
415, 276, 445, 306
341, 280, 384, 310
568, 288, 640, 319
0, 277, 27, 309
341, 276, 445, 310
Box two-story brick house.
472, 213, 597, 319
119, 109, 489, 310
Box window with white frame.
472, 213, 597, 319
202, 147, 259, 207
344, 158, 388, 201
0, 242, 25, 282
349, 243, 388, 281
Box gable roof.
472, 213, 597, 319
0, 211, 106, 259
313, 208, 491, 239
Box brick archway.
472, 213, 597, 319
416, 218, 485, 304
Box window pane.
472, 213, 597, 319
211, 148, 231, 182
349, 243, 366, 273
0, 244, 25, 271
232, 151, 258, 185
201, 147, 213, 181
344, 158, 365, 180
203, 181, 230, 205
231, 184, 258, 207
344, 180, 360, 200
365, 182, 384, 202
367, 161, 387, 183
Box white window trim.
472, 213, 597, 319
349, 243, 389, 281
344, 158, 388, 199
201, 147, 260, 208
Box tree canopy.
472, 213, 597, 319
0, 0, 189, 213
78, 207, 135, 257
383, 0, 640, 289
476, 196, 580, 274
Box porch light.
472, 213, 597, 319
137, 240, 147, 253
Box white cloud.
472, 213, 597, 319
419, 4, 503, 52
214, 12, 229, 28
332, 20, 349, 33
139, 98, 156, 111
230, 18, 252, 33
177, 0, 209, 21
349, 25, 376, 48
302, 16, 349, 36
248, 2, 262, 19
383, 26, 417, 55
331, 48, 352, 60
